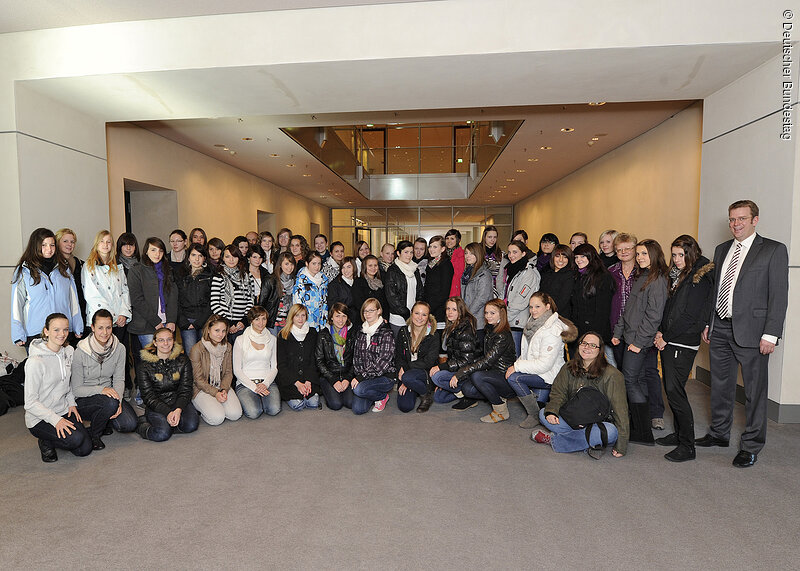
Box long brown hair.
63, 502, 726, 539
201, 314, 230, 345
405, 301, 436, 352
13, 227, 69, 285
444, 297, 476, 336
669, 235, 702, 294
484, 299, 510, 333
274, 252, 296, 298
566, 332, 608, 379
463, 242, 485, 279
636, 239, 669, 291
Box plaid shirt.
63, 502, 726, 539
609, 262, 637, 330
353, 323, 396, 381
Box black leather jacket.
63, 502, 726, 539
315, 326, 355, 384
384, 263, 424, 319
137, 344, 193, 415
176, 266, 213, 330
394, 326, 440, 373
455, 324, 516, 380
254, 266, 279, 322
441, 320, 480, 372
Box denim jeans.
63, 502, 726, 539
143, 403, 199, 442
539, 409, 618, 453
192, 390, 243, 425
506, 372, 551, 402
352, 376, 394, 415
180, 326, 200, 357
28, 412, 92, 457
511, 329, 523, 357
235, 382, 281, 419
604, 345, 617, 368
320, 381, 354, 410
75, 394, 138, 436
396, 368, 428, 413
431, 369, 463, 403
470, 370, 515, 405
622, 346, 665, 418
137, 334, 154, 348
288, 393, 320, 411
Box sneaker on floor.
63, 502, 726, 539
452, 398, 478, 410
372, 395, 389, 412
532, 430, 552, 445
651, 417, 665, 430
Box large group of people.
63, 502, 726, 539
14, 199, 788, 469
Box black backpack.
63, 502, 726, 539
558, 384, 612, 448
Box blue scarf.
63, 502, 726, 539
154, 260, 166, 313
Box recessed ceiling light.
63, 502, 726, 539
527, 158, 539, 162
516, 169, 525, 173
506, 178, 515, 182
500, 185, 507, 189
286, 163, 295, 167
591, 137, 600, 141
213, 144, 226, 148
303, 174, 312, 177
269, 153, 279, 157
466, 120, 472, 124
319, 195, 326, 198
241, 137, 253, 141
366, 124, 374, 127
540, 146, 552, 150
588, 102, 606, 106
348, 201, 354, 204
222, 147, 229, 151
229, 150, 236, 155
560, 127, 574, 133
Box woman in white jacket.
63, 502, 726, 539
82, 230, 132, 337
505, 292, 577, 429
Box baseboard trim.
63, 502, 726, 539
695, 366, 800, 423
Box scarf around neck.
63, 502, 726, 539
504, 257, 527, 286
118, 255, 136, 271
523, 308, 553, 343
242, 325, 271, 356
154, 261, 167, 316
361, 318, 382, 344
461, 264, 473, 286
222, 265, 249, 309
365, 274, 383, 291
200, 339, 227, 388
393, 258, 418, 278
669, 265, 682, 291
331, 325, 348, 365
291, 322, 310, 341
88, 334, 118, 364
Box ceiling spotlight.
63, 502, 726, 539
591, 137, 600, 141
241, 137, 253, 141
286, 163, 295, 167
505, 179, 514, 182
588, 102, 606, 106
516, 169, 525, 173
303, 174, 312, 177
540, 146, 552, 150
560, 127, 574, 133
527, 158, 539, 162
222, 147, 229, 151
213, 144, 226, 148
229, 150, 236, 155
269, 153, 279, 157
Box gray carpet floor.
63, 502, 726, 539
1, 379, 798, 570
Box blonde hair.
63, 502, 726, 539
86, 230, 119, 272
280, 304, 308, 339
404, 301, 436, 353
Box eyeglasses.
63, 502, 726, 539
154, 338, 173, 344
579, 341, 600, 350
615, 246, 634, 253
363, 308, 379, 314
728, 216, 752, 224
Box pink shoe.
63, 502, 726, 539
532, 430, 552, 445
372, 395, 389, 412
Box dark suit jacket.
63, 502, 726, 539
708, 234, 788, 347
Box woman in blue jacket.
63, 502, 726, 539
11, 227, 83, 350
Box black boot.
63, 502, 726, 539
38, 439, 58, 463
416, 382, 434, 413
135, 415, 151, 440
629, 402, 655, 446
665, 444, 696, 462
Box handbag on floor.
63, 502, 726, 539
559, 384, 611, 448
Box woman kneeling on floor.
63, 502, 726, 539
72, 309, 138, 451
25, 313, 92, 462
316, 303, 356, 411
395, 301, 439, 413
532, 332, 628, 459
430, 297, 480, 405
233, 306, 281, 419
136, 327, 199, 441
505, 292, 577, 430
190, 314, 243, 425
351, 298, 396, 415
277, 304, 321, 410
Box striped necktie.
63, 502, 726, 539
716, 242, 742, 319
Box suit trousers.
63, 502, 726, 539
709, 316, 770, 454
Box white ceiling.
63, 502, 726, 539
0, 0, 424, 33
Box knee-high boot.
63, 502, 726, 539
629, 402, 655, 445
517, 393, 541, 429
136, 415, 151, 440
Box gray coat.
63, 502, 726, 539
613, 269, 668, 349
70, 337, 127, 399
462, 264, 494, 330
498, 257, 541, 329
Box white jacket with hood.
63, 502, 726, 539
23, 339, 76, 428
514, 312, 578, 385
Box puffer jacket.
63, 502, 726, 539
462, 264, 494, 330
440, 320, 480, 372
292, 267, 329, 329
660, 258, 715, 347
394, 324, 440, 374
315, 325, 355, 385
137, 343, 193, 415
176, 266, 213, 330
544, 363, 629, 455
455, 323, 516, 381
384, 263, 424, 321
515, 312, 578, 384
498, 257, 542, 329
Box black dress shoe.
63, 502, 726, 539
102, 425, 114, 436
416, 391, 434, 413
665, 445, 696, 462
38, 439, 58, 463
732, 450, 757, 468
695, 434, 729, 447
91, 437, 106, 451
655, 433, 679, 447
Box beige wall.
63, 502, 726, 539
515, 102, 703, 252
106, 123, 330, 243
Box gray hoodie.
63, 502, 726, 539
24, 339, 75, 428
70, 336, 126, 399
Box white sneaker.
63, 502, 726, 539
372, 395, 389, 412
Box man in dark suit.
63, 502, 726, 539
697, 200, 789, 467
